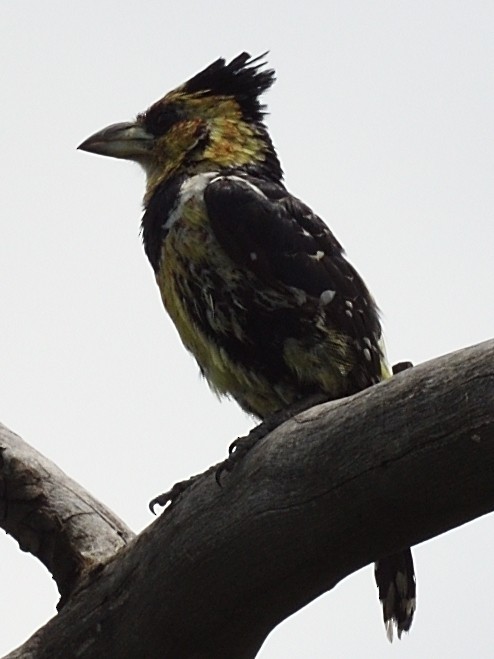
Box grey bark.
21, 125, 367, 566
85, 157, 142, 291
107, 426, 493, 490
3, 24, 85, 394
0, 425, 134, 604
2, 339, 494, 659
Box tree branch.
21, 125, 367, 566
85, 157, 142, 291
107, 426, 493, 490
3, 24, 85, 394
5, 339, 494, 658
0, 424, 134, 605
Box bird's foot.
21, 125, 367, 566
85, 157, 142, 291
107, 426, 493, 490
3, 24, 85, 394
216, 393, 329, 484
150, 393, 328, 513
149, 468, 214, 514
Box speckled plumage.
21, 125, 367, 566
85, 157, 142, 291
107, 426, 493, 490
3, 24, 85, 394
79, 51, 415, 640
145, 170, 386, 417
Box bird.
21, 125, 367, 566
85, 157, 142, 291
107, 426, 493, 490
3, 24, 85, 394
78, 52, 416, 639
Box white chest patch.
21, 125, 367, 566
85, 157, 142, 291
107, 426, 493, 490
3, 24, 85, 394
164, 172, 219, 231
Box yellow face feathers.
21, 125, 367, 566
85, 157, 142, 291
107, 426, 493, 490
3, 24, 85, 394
138, 90, 273, 198
79, 53, 282, 199
142, 118, 205, 203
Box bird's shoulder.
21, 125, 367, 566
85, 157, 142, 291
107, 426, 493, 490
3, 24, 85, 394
203, 172, 366, 302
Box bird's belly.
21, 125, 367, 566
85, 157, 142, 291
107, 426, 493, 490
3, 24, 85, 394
156, 223, 294, 416
155, 209, 367, 417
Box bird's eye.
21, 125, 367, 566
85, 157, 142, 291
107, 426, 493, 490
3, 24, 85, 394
143, 104, 184, 137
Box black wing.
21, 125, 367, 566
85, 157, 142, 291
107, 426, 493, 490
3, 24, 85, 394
204, 175, 382, 357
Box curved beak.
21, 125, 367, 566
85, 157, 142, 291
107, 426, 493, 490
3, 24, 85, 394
78, 121, 154, 160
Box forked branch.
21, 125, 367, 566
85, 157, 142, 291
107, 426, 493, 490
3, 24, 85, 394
3, 340, 494, 659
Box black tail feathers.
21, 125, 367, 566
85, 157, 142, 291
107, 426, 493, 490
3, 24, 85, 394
375, 548, 416, 641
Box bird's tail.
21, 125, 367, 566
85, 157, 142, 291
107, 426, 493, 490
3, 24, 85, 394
374, 548, 416, 641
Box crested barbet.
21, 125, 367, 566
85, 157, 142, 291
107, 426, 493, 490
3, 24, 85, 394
79, 52, 416, 639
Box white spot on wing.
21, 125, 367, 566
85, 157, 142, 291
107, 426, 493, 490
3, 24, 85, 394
250, 252, 257, 261
320, 289, 336, 305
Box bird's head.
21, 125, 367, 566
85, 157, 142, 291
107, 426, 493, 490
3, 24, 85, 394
79, 53, 282, 201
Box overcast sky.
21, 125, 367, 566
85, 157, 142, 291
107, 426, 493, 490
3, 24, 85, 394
1, 1, 493, 657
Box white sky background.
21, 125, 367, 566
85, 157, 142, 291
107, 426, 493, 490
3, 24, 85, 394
1, 1, 493, 656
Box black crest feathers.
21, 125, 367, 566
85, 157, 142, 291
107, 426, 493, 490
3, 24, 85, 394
182, 52, 275, 122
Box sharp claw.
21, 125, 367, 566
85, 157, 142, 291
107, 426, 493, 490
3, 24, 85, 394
215, 453, 236, 486
149, 471, 210, 514
215, 466, 225, 487
148, 490, 172, 514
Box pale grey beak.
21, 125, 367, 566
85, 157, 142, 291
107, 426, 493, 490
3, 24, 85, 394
78, 121, 154, 160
